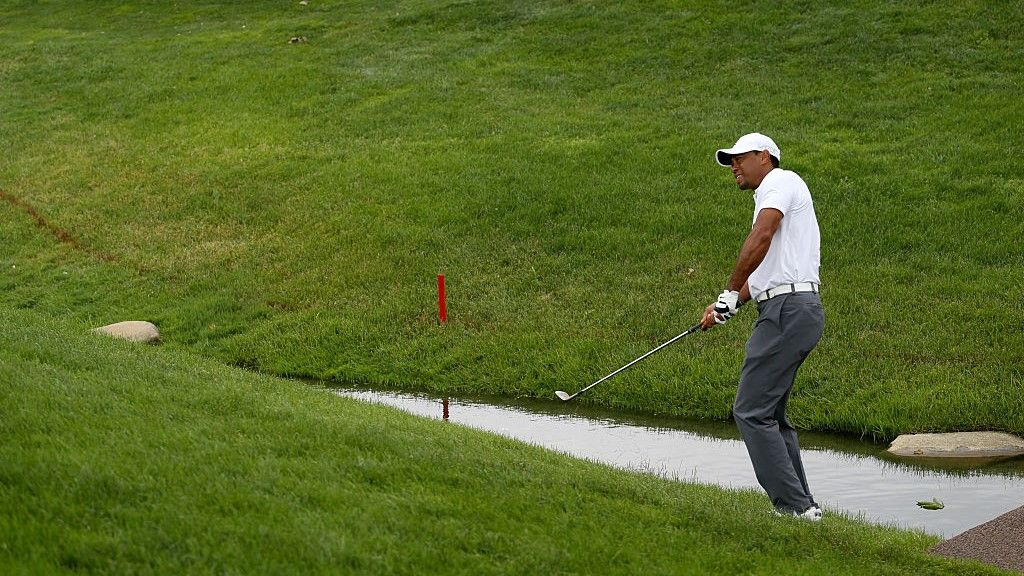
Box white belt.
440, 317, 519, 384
754, 282, 819, 303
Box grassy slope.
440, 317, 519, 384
0, 1, 1022, 439
0, 306, 1009, 575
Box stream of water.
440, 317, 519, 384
335, 388, 1024, 539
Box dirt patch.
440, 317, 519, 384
0, 190, 116, 263
930, 504, 1024, 573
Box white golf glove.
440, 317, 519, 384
713, 290, 741, 324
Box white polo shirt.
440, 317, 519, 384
747, 168, 820, 300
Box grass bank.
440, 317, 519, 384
0, 306, 1009, 575
0, 1, 1022, 438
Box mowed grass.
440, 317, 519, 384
0, 1, 1022, 439
0, 307, 1010, 575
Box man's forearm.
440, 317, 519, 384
726, 228, 773, 292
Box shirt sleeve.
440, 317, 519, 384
756, 185, 792, 216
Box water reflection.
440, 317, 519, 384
335, 387, 1024, 539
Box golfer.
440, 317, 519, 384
700, 133, 824, 521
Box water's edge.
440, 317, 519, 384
330, 385, 1024, 539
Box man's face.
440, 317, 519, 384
730, 150, 768, 190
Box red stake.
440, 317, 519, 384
437, 274, 447, 324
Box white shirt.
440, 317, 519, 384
747, 168, 821, 300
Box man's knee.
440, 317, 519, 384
732, 401, 774, 432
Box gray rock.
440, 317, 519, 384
888, 432, 1024, 458
92, 321, 161, 344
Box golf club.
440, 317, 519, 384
555, 321, 704, 402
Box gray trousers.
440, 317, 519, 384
733, 292, 824, 513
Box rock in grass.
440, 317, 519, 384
888, 432, 1024, 458
92, 321, 161, 344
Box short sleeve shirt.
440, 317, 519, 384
747, 168, 821, 300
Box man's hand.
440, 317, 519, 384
715, 290, 740, 320
701, 290, 740, 330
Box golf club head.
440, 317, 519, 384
554, 390, 573, 402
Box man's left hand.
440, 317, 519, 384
714, 290, 740, 320
701, 290, 740, 329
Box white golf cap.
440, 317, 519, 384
715, 133, 781, 167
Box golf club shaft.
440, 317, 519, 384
571, 321, 703, 399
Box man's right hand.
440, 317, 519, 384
701, 302, 721, 330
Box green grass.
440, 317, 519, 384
1, 0, 1022, 440
0, 306, 1010, 575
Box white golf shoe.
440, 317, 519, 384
772, 505, 822, 521
799, 505, 823, 521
